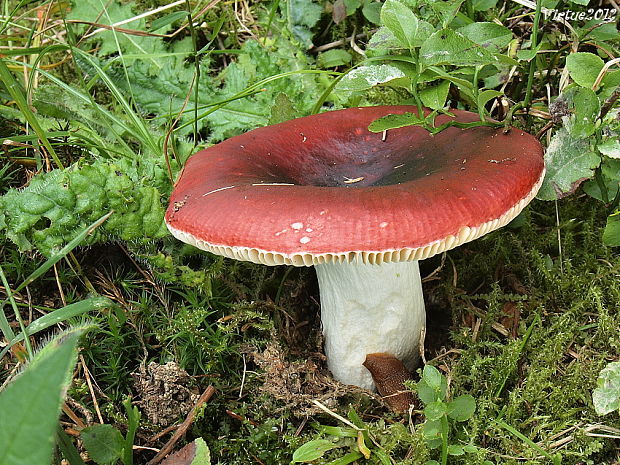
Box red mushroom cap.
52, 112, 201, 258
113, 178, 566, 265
165, 106, 545, 266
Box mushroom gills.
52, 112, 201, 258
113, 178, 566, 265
315, 260, 425, 390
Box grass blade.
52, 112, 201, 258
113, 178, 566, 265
0, 59, 64, 168
16, 211, 112, 293
0, 297, 112, 360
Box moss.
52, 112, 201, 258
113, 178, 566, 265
438, 197, 620, 463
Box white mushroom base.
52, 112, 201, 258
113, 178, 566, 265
315, 260, 425, 390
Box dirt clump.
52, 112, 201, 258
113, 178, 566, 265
132, 361, 199, 427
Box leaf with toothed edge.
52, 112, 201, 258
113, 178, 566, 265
537, 128, 600, 201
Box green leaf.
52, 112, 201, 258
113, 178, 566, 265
318, 49, 353, 68
420, 28, 500, 68
565, 52, 605, 88
516, 42, 542, 62
566, 87, 600, 138
0, 156, 170, 256
422, 365, 444, 390
472, 0, 498, 11
421, 418, 443, 446
292, 439, 338, 463
150, 10, 189, 32
598, 138, 620, 159
420, 80, 450, 110
316, 425, 358, 438
424, 401, 448, 421
448, 445, 465, 455
326, 451, 364, 465
269, 93, 298, 125
593, 361, 620, 414
190, 438, 211, 465
81, 424, 125, 465
537, 128, 601, 200
337, 64, 405, 92
416, 377, 437, 405
362, 0, 382, 24
380, 0, 419, 50
477, 89, 503, 110
458, 22, 513, 50
603, 211, 620, 247
367, 111, 425, 132
1, 297, 112, 358
0, 327, 85, 465
447, 394, 476, 421
283, 0, 323, 48
429, 0, 464, 28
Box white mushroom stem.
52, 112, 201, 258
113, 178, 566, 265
314, 260, 425, 390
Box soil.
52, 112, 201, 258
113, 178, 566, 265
132, 361, 199, 427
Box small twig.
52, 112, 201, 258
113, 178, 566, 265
147, 385, 216, 465
349, 27, 366, 57
600, 86, 620, 120
80, 355, 104, 424
238, 354, 247, 399
311, 32, 369, 53
535, 121, 554, 140
311, 400, 362, 431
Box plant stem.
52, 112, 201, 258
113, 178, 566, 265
440, 415, 449, 465
523, 0, 542, 111
473, 65, 484, 121
185, 1, 200, 144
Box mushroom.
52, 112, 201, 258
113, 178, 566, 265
165, 106, 544, 390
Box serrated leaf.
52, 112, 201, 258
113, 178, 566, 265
592, 361, 620, 414
447, 395, 476, 421
458, 22, 513, 50
0, 328, 85, 465
292, 439, 338, 463
420, 80, 450, 109
0, 157, 170, 256
566, 52, 605, 88
68, 0, 162, 56
603, 211, 620, 247
380, 0, 419, 50
81, 424, 124, 465
537, 128, 601, 200
420, 29, 501, 68
283, 0, 323, 48
337, 64, 406, 92
269, 93, 298, 125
